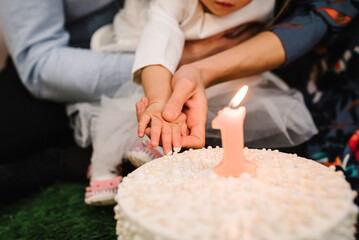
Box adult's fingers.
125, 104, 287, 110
162, 79, 193, 122
181, 123, 189, 136
181, 124, 205, 149
181, 93, 207, 149
175, 113, 188, 136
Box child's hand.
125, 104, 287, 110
136, 97, 149, 122
136, 98, 188, 154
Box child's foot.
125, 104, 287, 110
128, 139, 164, 167
85, 176, 122, 206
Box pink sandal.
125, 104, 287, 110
85, 176, 122, 206
128, 139, 164, 167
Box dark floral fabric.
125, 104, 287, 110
274, 16, 359, 164
273, 17, 359, 237
301, 21, 359, 172
271, 0, 359, 65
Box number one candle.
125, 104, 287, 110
212, 85, 256, 177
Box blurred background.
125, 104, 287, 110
0, 22, 7, 71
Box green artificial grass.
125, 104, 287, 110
0, 183, 117, 240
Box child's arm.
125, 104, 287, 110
130, 1, 189, 153
138, 65, 186, 154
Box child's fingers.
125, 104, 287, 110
141, 97, 149, 107
138, 114, 151, 138
136, 101, 145, 112
161, 124, 172, 155
150, 117, 162, 147
172, 124, 182, 151
136, 101, 145, 122
145, 127, 151, 138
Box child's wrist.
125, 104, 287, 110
146, 100, 167, 111
144, 89, 171, 106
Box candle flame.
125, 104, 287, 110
230, 85, 248, 108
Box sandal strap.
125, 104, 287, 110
86, 176, 122, 192
142, 140, 163, 158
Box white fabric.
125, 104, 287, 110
132, 0, 275, 82
67, 102, 102, 148
67, 81, 145, 180
91, 0, 151, 52
205, 72, 318, 148
90, 83, 143, 179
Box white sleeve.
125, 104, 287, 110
132, 0, 186, 83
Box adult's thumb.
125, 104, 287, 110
162, 101, 182, 122
162, 85, 191, 121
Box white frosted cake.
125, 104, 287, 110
114, 147, 358, 240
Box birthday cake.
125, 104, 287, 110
114, 147, 358, 240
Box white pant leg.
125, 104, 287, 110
90, 82, 144, 180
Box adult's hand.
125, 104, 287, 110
163, 31, 286, 149
162, 64, 207, 149
167, 23, 265, 149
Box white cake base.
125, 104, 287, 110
115, 147, 358, 240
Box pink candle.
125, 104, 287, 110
212, 85, 256, 177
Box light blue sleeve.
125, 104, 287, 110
0, 0, 134, 102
